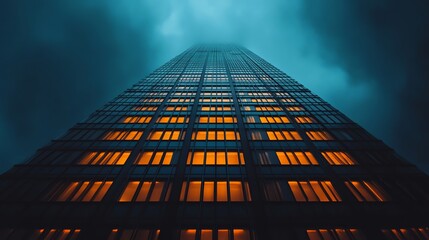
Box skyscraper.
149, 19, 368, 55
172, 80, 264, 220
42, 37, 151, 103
0, 45, 428, 240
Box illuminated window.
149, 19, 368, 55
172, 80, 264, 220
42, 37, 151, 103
141, 98, 163, 103
119, 181, 170, 202
134, 106, 158, 111
169, 98, 193, 103
122, 116, 152, 124
251, 98, 276, 103
108, 229, 160, 240
200, 98, 232, 103
382, 227, 429, 240
180, 180, 251, 202
79, 151, 131, 165
198, 116, 237, 123
286, 106, 304, 111
148, 130, 185, 140
322, 152, 356, 165
345, 180, 389, 202
135, 151, 173, 165
307, 229, 366, 240
179, 229, 253, 240
295, 116, 314, 123
165, 106, 188, 111
104, 131, 143, 141
255, 106, 282, 111
7, 229, 82, 240
306, 131, 334, 141
187, 151, 245, 165
266, 131, 302, 140
192, 131, 240, 141
49, 181, 112, 202
201, 106, 232, 111
275, 151, 318, 165
282, 98, 296, 103
180, 229, 196, 240
157, 116, 188, 123
289, 181, 342, 202
259, 116, 289, 124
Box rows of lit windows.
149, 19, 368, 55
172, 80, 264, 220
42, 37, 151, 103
322, 152, 356, 165
263, 179, 391, 202
201, 106, 233, 111
79, 151, 130, 165
135, 151, 174, 165
119, 181, 171, 202
249, 98, 276, 103
134, 106, 158, 111
4, 47, 426, 240
382, 227, 429, 240
41, 171, 414, 204
48, 181, 112, 202
306, 131, 334, 141
295, 116, 314, 123
141, 98, 164, 103
192, 131, 240, 141
0, 228, 82, 240
281, 98, 297, 103
122, 116, 152, 124
173, 92, 197, 96
266, 130, 302, 140
165, 106, 189, 112
257, 151, 317, 165
289, 181, 342, 202
164, 106, 191, 112
187, 151, 245, 165
198, 116, 237, 124
307, 228, 365, 240
177, 86, 198, 90
107, 228, 160, 240
180, 229, 254, 240
240, 104, 303, 112
255, 106, 282, 111
262, 180, 340, 202
275, 151, 318, 165
200, 98, 233, 103
168, 98, 194, 103
345, 180, 389, 202
259, 116, 290, 124
148, 130, 186, 141
104, 131, 143, 141
158, 116, 188, 124
201, 92, 231, 96
180, 180, 251, 202
108, 229, 160, 240
202, 86, 230, 91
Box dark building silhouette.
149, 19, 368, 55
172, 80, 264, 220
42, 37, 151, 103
0, 45, 428, 240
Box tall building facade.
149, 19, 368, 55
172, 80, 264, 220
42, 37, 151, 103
0, 45, 428, 240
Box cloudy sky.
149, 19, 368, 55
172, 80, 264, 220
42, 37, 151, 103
0, 0, 428, 173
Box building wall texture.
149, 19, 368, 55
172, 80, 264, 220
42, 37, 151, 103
0, 45, 428, 240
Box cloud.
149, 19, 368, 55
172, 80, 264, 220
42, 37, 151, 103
0, 1, 162, 171
300, 0, 429, 172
